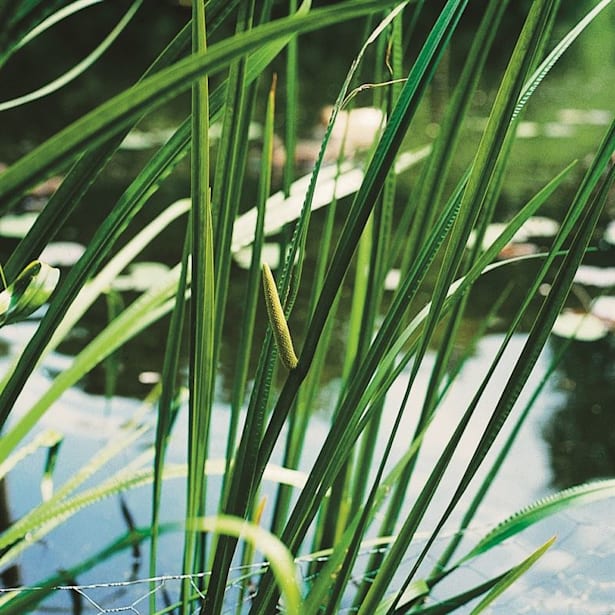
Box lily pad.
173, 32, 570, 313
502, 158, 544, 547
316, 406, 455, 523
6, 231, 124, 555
231, 145, 431, 252
467, 216, 559, 251
516, 121, 540, 138
233, 243, 282, 270
574, 265, 615, 288
521, 215, 560, 238
111, 262, 170, 291
590, 296, 615, 324
551, 310, 609, 341
120, 128, 175, 150
39, 242, 86, 267
0, 212, 38, 238
558, 108, 612, 125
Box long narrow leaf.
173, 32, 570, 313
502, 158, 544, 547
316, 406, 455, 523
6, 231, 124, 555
0, 0, 142, 111
181, 2, 214, 611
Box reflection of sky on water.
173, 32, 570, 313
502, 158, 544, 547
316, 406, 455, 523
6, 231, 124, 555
347, 333, 615, 613
1, 319, 614, 612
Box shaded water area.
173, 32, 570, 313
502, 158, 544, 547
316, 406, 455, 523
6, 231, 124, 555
0, 3, 614, 613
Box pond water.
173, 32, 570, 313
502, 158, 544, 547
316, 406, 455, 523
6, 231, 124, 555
0, 3, 614, 613
1, 326, 614, 613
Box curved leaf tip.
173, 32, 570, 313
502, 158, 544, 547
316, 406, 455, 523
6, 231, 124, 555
0, 261, 60, 327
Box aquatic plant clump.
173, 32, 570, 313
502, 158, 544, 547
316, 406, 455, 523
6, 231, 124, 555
0, 1, 613, 614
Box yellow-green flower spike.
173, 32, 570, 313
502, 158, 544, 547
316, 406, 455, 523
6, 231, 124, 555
262, 263, 298, 370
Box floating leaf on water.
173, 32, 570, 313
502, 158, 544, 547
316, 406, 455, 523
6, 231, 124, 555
590, 296, 615, 324
574, 265, 615, 288
138, 371, 161, 385
0, 212, 38, 237
551, 310, 609, 341
39, 241, 86, 267
557, 108, 612, 126
234, 243, 282, 270
467, 216, 560, 251
543, 122, 575, 138
322, 105, 385, 159
384, 268, 401, 291
467, 223, 509, 251
29, 175, 63, 198
497, 242, 539, 259
111, 262, 170, 291
521, 215, 560, 238
232, 145, 431, 252
0, 261, 60, 327
120, 128, 175, 150
516, 121, 540, 138
209, 120, 263, 142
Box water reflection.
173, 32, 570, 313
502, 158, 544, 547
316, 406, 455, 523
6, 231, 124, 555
543, 335, 615, 489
